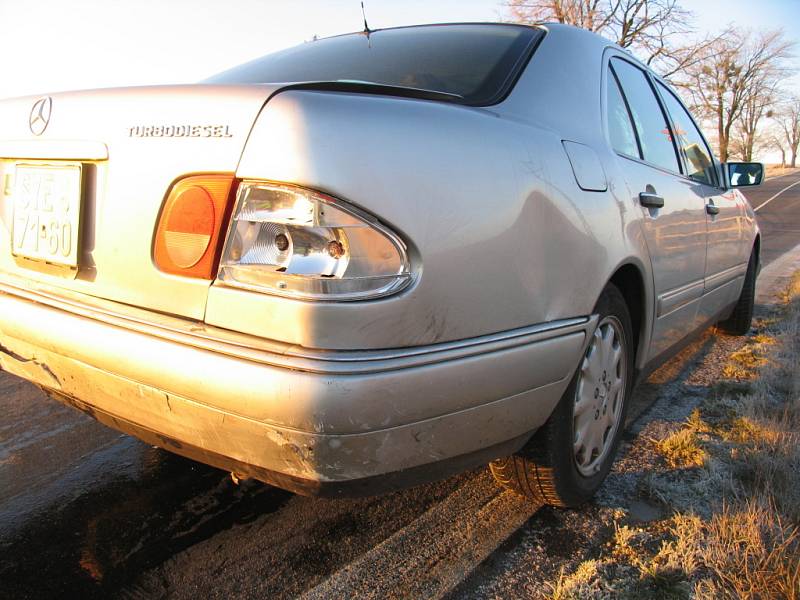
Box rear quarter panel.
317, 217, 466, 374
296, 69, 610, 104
206, 89, 650, 351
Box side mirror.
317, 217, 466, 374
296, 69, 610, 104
725, 162, 764, 188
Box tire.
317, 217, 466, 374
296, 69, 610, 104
717, 248, 757, 336
490, 283, 634, 507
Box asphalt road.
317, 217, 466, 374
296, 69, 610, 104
743, 170, 800, 265
0, 171, 798, 600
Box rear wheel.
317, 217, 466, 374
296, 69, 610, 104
717, 248, 757, 336
490, 284, 634, 507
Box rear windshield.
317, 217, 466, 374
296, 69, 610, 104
206, 24, 542, 105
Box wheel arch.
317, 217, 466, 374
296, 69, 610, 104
753, 233, 761, 264
608, 262, 650, 372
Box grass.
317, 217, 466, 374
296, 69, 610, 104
545, 561, 605, 600
720, 334, 775, 380
653, 428, 707, 469
544, 273, 800, 600
693, 501, 800, 600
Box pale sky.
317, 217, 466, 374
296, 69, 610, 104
0, 0, 797, 100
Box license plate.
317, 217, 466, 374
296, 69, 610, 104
12, 164, 82, 267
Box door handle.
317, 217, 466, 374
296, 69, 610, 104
706, 203, 720, 215
639, 191, 664, 208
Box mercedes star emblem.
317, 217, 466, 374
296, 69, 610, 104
29, 97, 52, 136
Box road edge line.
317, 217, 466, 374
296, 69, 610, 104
753, 179, 800, 212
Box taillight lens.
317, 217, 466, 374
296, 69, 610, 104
154, 174, 236, 278
217, 182, 411, 300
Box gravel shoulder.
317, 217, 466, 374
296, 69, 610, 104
119, 253, 800, 600
449, 258, 800, 599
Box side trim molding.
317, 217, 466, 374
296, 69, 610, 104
657, 279, 704, 317
0, 274, 593, 375
704, 262, 748, 294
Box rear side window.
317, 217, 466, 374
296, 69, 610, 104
610, 58, 680, 174
607, 70, 639, 159
655, 81, 718, 187
207, 24, 543, 106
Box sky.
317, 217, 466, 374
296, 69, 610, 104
0, 0, 797, 159
0, 0, 797, 100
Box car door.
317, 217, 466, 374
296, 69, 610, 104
652, 80, 747, 323
606, 56, 708, 361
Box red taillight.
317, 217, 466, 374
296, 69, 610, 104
154, 174, 236, 278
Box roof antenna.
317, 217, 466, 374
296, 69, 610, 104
361, 2, 372, 46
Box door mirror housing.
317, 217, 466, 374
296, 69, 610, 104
725, 162, 764, 188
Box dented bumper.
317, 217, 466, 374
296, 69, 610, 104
0, 276, 591, 496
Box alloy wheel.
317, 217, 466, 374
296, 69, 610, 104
573, 316, 627, 477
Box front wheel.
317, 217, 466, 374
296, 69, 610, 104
490, 284, 634, 507
717, 248, 757, 336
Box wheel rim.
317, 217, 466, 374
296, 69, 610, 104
573, 316, 627, 477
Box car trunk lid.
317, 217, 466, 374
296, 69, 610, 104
0, 84, 280, 319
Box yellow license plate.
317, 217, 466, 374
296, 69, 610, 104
12, 164, 82, 267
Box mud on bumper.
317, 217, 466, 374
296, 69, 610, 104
0, 277, 594, 496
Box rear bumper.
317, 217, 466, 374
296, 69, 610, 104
0, 276, 593, 496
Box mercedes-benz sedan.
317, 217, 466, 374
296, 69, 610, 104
0, 23, 761, 504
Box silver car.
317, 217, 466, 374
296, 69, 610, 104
0, 23, 761, 504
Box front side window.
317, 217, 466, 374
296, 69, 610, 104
607, 69, 640, 159
655, 81, 718, 186
610, 58, 680, 174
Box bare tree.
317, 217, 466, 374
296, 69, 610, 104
775, 95, 800, 167
763, 129, 787, 168
732, 78, 777, 162
506, 0, 723, 79
507, 0, 687, 46
731, 119, 779, 164
682, 29, 793, 163
508, 0, 616, 32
